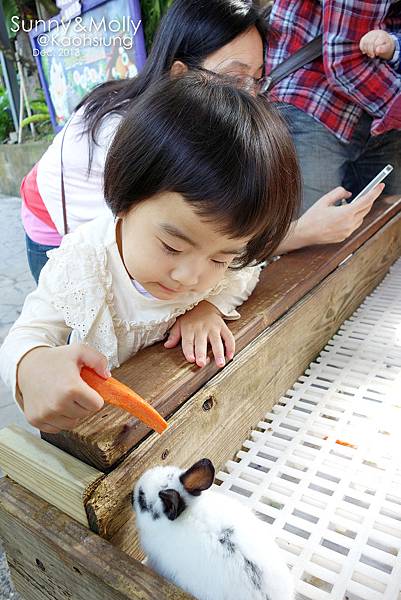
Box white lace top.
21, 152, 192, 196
0, 213, 262, 403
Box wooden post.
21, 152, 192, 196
0, 425, 104, 527
0, 477, 193, 600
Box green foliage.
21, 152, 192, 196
21, 88, 52, 138
140, 0, 173, 50
29, 101, 48, 113
21, 112, 49, 127
1, 0, 58, 39
1, 0, 19, 39
0, 86, 13, 142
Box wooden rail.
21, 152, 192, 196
41, 199, 401, 471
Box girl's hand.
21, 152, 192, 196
359, 30, 395, 60
278, 183, 384, 253
17, 343, 110, 433
164, 301, 235, 368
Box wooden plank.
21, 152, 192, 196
0, 477, 193, 600
85, 211, 401, 556
0, 425, 104, 527
42, 199, 401, 470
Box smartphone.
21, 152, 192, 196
350, 164, 393, 203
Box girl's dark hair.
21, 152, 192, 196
104, 72, 301, 264
77, 0, 268, 150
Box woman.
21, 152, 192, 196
21, 0, 380, 282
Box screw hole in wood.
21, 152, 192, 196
35, 558, 45, 572
202, 396, 214, 411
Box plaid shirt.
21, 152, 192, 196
265, 0, 401, 142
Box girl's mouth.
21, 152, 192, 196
158, 283, 181, 294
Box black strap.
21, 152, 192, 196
60, 115, 74, 236
265, 34, 323, 92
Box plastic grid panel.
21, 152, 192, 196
215, 258, 401, 600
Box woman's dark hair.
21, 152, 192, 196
104, 72, 301, 264
77, 0, 268, 151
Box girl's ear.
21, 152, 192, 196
180, 458, 215, 496
170, 60, 189, 77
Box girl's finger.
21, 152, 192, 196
73, 381, 105, 413
368, 38, 377, 57
74, 343, 111, 378
44, 414, 81, 430
35, 415, 79, 432
376, 42, 388, 53
39, 422, 63, 433
164, 321, 181, 348
63, 402, 93, 418
221, 326, 235, 361
181, 332, 195, 363
194, 332, 208, 368
208, 330, 226, 368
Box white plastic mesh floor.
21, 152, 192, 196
215, 258, 401, 600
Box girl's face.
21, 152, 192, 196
201, 26, 264, 81
119, 193, 250, 300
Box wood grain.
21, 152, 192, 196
0, 425, 104, 527
0, 477, 193, 600
42, 200, 401, 470
85, 213, 401, 556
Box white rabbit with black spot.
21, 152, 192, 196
133, 458, 295, 600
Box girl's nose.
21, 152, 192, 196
171, 262, 202, 288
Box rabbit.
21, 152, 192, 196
133, 458, 295, 600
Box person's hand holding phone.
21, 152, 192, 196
296, 182, 385, 245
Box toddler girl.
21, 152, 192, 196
0, 72, 300, 434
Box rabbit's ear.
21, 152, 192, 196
180, 459, 215, 496
159, 489, 186, 520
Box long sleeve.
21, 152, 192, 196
389, 33, 401, 73
205, 265, 262, 320
322, 0, 401, 132
0, 259, 72, 404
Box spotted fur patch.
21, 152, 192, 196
244, 557, 263, 591
218, 527, 236, 554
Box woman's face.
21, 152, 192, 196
201, 26, 264, 81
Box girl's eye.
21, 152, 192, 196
212, 259, 228, 268
161, 241, 181, 254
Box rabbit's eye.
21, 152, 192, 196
138, 488, 149, 513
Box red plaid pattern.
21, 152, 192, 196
265, 0, 401, 142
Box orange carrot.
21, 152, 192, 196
81, 367, 168, 434
335, 439, 357, 449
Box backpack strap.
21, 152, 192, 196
264, 34, 323, 92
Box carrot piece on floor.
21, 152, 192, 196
81, 367, 168, 434
335, 439, 357, 449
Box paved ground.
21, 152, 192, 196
0, 193, 37, 600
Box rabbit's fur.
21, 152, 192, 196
133, 458, 294, 600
